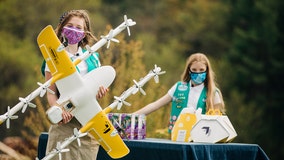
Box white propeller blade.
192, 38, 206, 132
37, 82, 55, 97
55, 142, 70, 160
101, 29, 119, 49
114, 96, 131, 110
152, 64, 166, 83
19, 95, 36, 113
124, 15, 131, 36
73, 128, 88, 147
6, 106, 18, 129
117, 102, 123, 110
132, 80, 146, 95
119, 15, 136, 36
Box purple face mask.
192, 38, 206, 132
62, 26, 85, 45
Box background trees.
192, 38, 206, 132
0, 0, 283, 159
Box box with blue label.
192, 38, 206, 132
108, 113, 146, 140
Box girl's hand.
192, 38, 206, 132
60, 110, 74, 124
96, 86, 109, 99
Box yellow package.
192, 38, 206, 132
171, 108, 197, 142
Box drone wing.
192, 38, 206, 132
80, 110, 129, 159
37, 25, 77, 84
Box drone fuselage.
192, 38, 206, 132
38, 25, 129, 159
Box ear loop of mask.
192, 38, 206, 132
61, 33, 68, 47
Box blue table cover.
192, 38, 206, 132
38, 133, 269, 160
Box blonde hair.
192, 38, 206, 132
181, 53, 225, 113
55, 10, 97, 48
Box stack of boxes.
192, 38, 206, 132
108, 113, 146, 140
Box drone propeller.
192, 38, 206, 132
124, 15, 131, 36
19, 95, 36, 113
86, 45, 94, 54
73, 128, 88, 147
132, 80, 146, 95
55, 142, 70, 160
120, 15, 136, 36
152, 64, 166, 83
37, 82, 55, 97
101, 29, 119, 49
5, 106, 18, 129
114, 96, 131, 110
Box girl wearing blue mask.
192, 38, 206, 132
44, 10, 108, 160
135, 53, 225, 134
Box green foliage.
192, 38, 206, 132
0, 31, 42, 139
0, 31, 40, 106
221, 0, 284, 159
22, 98, 50, 136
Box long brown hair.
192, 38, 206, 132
181, 53, 225, 113
55, 10, 98, 48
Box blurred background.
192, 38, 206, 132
0, 0, 283, 159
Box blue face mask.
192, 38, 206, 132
190, 72, 207, 85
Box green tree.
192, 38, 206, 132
0, 31, 42, 139
1, 0, 283, 159
221, 0, 284, 159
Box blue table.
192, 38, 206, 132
38, 133, 269, 160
